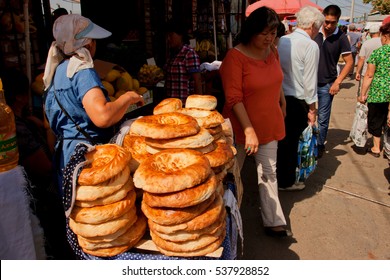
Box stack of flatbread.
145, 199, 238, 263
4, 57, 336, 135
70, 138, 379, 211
145, 95, 236, 184
70, 144, 146, 257
133, 148, 226, 257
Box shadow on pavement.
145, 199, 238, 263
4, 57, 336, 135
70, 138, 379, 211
239, 128, 351, 259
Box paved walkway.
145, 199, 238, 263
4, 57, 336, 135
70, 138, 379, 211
239, 78, 390, 260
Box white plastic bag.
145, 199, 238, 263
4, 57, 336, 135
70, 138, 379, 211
349, 102, 368, 147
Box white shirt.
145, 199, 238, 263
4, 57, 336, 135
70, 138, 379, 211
359, 37, 382, 76
278, 28, 319, 104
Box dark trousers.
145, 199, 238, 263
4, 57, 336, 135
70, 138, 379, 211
277, 96, 309, 188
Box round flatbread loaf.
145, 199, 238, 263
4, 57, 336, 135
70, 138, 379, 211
143, 172, 217, 208
185, 95, 217, 110
81, 243, 131, 258
78, 214, 146, 252
133, 148, 211, 193
78, 144, 131, 186
129, 112, 200, 139
204, 142, 234, 168
145, 127, 214, 149
122, 135, 151, 173
148, 193, 224, 233
77, 218, 134, 243
215, 167, 227, 184
69, 206, 137, 238
150, 221, 225, 252
70, 190, 136, 224
75, 179, 133, 207
153, 98, 182, 115
150, 209, 225, 242
206, 124, 222, 136
145, 141, 216, 155
178, 108, 225, 128
75, 166, 131, 201
141, 192, 215, 226
154, 232, 225, 257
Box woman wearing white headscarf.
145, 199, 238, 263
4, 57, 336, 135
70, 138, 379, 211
43, 14, 144, 193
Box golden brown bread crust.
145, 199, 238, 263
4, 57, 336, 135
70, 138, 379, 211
81, 243, 132, 257
206, 124, 222, 135
154, 234, 225, 257
145, 127, 214, 149
185, 95, 217, 110
142, 172, 217, 208
78, 144, 131, 186
69, 206, 137, 238
145, 141, 216, 155
133, 148, 211, 193
75, 179, 133, 207
75, 166, 131, 201
78, 214, 146, 253
215, 168, 228, 184
204, 142, 234, 168
178, 108, 225, 128
70, 190, 136, 224
150, 221, 225, 252
153, 98, 182, 114
147, 193, 224, 233
141, 192, 215, 226
150, 209, 225, 242
122, 135, 151, 173
129, 112, 200, 139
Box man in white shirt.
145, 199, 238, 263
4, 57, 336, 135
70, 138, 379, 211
277, 6, 324, 191
355, 24, 382, 96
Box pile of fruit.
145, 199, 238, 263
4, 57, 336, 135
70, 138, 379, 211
101, 68, 147, 101
137, 64, 164, 86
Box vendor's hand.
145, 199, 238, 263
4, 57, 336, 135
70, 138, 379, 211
244, 128, 259, 155
126, 91, 145, 106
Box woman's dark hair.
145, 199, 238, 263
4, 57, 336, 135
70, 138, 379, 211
323, 5, 341, 19
240, 7, 280, 45
276, 22, 286, 38
380, 22, 390, 35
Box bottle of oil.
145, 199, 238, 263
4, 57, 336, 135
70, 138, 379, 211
0, 78, 19, 172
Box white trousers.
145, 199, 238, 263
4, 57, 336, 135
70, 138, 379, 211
236, 141, 287, 227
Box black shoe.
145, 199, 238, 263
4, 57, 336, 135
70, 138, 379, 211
317, 145, 325, 159
264, 227, 293, 238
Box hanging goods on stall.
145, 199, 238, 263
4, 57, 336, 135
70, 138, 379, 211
0, 78, 19, 172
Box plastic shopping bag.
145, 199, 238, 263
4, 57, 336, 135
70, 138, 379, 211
349, 102, 368, 147
296, 125, 318, 183
383, 126, 390, 160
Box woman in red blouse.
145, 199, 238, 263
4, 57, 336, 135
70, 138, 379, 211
220, 6, 290, 237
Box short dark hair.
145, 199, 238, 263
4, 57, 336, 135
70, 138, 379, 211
380, 22, 390, 35
323, 5, 342, 20
165, 19, 190, 44
240, 6, 280, 45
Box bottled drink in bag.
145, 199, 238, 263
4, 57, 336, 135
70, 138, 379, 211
0, 78, 19, 172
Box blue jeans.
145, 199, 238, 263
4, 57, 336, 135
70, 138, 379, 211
317, 83, 334, 147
